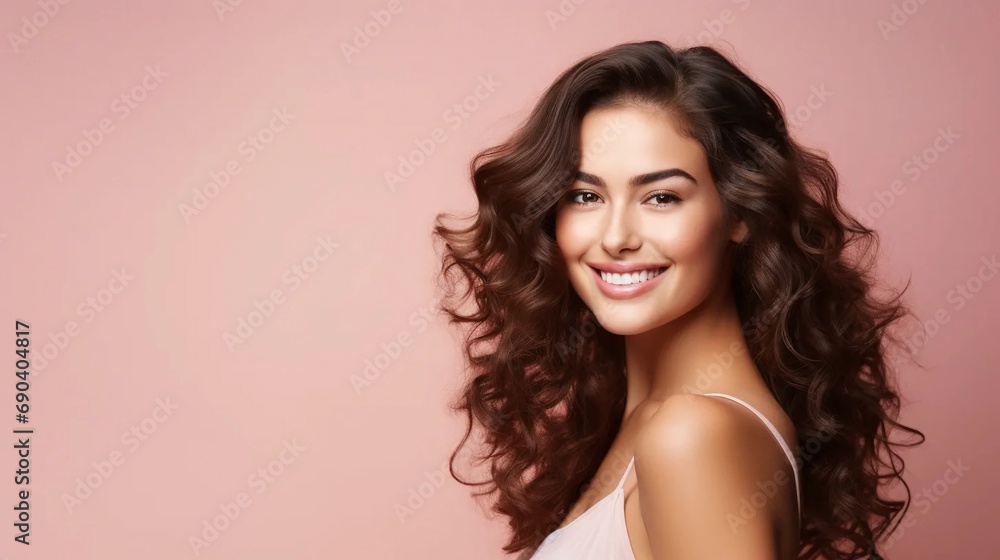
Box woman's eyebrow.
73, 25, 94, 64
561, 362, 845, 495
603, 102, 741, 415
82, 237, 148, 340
575, 168, 698, 188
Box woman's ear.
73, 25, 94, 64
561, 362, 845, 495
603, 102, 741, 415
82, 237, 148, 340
729, 218, 748, 244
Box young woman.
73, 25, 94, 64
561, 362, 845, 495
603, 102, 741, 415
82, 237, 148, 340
432, 40, 924, 560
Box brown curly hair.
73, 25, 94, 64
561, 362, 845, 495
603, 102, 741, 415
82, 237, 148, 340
431, 40, 925, 560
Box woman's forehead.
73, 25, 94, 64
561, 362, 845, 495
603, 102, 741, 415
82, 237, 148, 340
577, 106, 709, 181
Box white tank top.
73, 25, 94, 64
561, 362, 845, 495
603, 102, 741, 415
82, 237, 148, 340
528, 393, 801, 559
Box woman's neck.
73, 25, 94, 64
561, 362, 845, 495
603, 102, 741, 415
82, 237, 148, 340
621, 292, 762, 416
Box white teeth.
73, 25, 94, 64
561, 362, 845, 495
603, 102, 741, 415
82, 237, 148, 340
600, 268, 665, 286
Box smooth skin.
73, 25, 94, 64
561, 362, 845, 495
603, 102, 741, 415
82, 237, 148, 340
553, 104, 800, 559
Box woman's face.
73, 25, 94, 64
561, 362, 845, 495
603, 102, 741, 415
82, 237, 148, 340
554, 104, 746, 335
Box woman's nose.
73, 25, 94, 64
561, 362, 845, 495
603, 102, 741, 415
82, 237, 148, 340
600, 206, 641, 256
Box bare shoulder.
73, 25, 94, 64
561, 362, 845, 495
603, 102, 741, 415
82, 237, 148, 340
632, 393, 784, 559
635, 393, 747, 458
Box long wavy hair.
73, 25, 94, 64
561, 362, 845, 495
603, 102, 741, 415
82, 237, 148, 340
431, 40, 925, 560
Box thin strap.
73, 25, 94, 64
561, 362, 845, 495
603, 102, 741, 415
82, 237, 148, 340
702, 393, 801, 520
615, 456, 636, 492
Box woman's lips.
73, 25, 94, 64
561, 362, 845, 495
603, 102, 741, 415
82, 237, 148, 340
590, 266, 667, 300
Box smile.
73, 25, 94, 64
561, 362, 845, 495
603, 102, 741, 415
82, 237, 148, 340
598, 267, 666, 285
589, 266, 669, 300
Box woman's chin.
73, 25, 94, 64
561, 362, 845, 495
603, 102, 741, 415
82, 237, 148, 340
591, 310, 661, 336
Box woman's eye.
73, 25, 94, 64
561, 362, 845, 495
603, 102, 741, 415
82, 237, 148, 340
565, 191, 679, 206
569, 191, 599, 205
647, 192, 680, 206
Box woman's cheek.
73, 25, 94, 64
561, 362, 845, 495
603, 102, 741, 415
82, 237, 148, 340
660, 207, 722, 259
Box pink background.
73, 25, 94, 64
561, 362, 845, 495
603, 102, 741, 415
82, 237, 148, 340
1, 0, 997, 558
